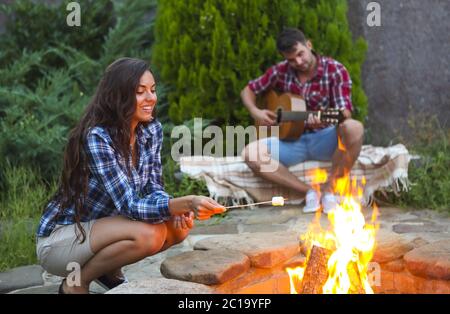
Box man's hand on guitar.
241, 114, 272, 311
252, 108, 277, 126
306, 113, 325, 129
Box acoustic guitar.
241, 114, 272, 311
256, 89, 345, 140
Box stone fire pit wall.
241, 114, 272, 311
158, 231, 450, 294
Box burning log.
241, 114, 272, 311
346, 262, 365, 294
299, 245, 331, 294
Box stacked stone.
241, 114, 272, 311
373, 230, 450, 294
160, 232, 304, 294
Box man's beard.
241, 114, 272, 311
295, 62, 311, 73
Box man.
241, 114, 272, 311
241, 28, 364, 214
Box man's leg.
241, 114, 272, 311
326, 119, 364, 191
241, 139, 311, 194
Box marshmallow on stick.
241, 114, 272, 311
271, 196, 285, 206
223, 196, 286, 210
196, 196, 287, 221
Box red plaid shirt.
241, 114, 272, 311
248, 53, 353, 112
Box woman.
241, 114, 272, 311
36, 58, 223, 294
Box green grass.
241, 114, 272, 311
380, 123, 450, 214
0, 164, 56, 271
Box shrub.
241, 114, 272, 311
0, 164, 57, 271
0, 0, 157, 180
152, 0, 368, 125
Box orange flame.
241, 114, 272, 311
338, 136, 346, 152
287, 172, 379, 294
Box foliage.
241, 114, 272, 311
380, 119, 450, 213
0, 0, 157, 179
152, 0, 368, 125
0, 164, 57, 271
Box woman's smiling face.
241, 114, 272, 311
132, 70, 157, 124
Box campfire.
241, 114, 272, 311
286, 169, 379, 294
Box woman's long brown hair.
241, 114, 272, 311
55, 58, 150, 243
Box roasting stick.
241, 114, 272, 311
224, 196, 287, 211
196, 196, 287, 220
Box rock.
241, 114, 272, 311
409, 237, 430, 248
8, 285, 59, 294
160, 249, 250, 285
372, 229, 414, 263
194, 232, 300, 268
283, 254, 307, 269
393, 220, 445, 234
393, 271, 418, 294
381, 259, 405, 272
404, 239, 450, 280
0, 265, 44, 294
106, 278, 215, 294
190, 223, 239, 235
238, 223, 289, 233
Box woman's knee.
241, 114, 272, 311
133, 223, 167, 256
171, 228, 190, 245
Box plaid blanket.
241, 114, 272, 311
179, 144, 411, 206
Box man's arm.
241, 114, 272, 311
241, 85, 276, 126
330, 63, 353, 120
241, 85, 258, 117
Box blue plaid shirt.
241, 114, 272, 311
37, 120, 171, 237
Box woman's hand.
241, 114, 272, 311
191, 196, 225, 219
174, 211, 194, 230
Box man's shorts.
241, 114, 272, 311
263, 126, 338, 167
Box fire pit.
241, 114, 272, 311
285, 169, 378, 294
107, 171, 450, 294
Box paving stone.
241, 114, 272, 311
194, 232, 300, 268
160, 249, 250, 285
106, 278, 215, 294
372, 229, 415, 263
238, 223, 289, 233
393, 271, 418, 294
393, 220, 445, 234
8, 282, 106, 294
190, 223, 239, 235
243, 209, 300, 225
380, 259, 405, 272
0, 265, 44, 294
8, 284, 59, 294
408, 237, 430, 248
283, 254, 307, 269
404, 239, 450, 280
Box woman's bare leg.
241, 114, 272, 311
63, 216, 167, 293
160, 218, 190, 252
63, 215, 191, 293
102, 218, 190, 282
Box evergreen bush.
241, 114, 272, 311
152, 0, 368, 125
0, 0, 157, 179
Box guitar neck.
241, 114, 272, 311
278, 110, 321, 122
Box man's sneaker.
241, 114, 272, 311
322, 192, 338, 214
303, 189, 321, 213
